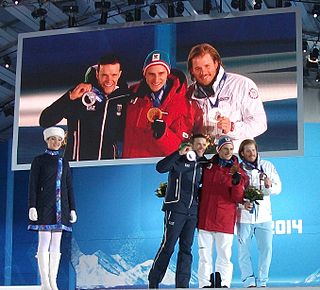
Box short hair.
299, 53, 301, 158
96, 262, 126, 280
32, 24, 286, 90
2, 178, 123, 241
190, 133, 209, 144
98, 53, 122, 71
238, 139, 258, 160
187, 43, 222, 75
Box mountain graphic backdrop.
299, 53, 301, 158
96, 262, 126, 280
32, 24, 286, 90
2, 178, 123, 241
71, 239, 198, 289
71, 238, 320, 289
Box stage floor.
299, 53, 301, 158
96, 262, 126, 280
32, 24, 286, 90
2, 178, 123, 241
0, 287, 319, 290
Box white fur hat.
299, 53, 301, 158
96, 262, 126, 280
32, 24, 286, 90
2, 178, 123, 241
43, 127, 65, 141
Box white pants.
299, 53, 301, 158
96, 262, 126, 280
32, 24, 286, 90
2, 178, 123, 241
198, 229, 234, 288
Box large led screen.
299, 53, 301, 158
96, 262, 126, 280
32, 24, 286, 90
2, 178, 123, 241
12, 8, 303, 170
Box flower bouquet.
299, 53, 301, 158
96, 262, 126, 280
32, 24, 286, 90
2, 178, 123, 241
244, 185, 264, 213
155, 182, 167, 198
244, 185, 264, 203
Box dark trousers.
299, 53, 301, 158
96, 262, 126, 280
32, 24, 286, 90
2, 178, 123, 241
148, 210, 197, 288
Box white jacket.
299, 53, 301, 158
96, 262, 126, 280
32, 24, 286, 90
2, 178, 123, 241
238, 157, 282, 224
191, 67, 267, 151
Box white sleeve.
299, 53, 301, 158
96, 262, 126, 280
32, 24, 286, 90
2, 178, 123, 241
227, 78, 267, 140
262, 161, 282, 196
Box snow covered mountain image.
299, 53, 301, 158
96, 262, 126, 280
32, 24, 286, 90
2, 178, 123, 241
71, 239, 198, 289
305, 268, 320, 285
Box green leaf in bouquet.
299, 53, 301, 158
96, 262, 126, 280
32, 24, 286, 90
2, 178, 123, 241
244, 185, 264, 203
155, 182, 167, 198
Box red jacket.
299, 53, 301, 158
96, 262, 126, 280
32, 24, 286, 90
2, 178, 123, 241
198, 154, 247, 234
123, 69, 199, 158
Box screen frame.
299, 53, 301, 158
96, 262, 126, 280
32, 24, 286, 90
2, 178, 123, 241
12, 7, 304, 170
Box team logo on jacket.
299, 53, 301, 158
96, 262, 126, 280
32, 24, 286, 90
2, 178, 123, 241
182, 132, 189, 139
249, 88, 258, 99
86, 105, 96, 111
116, 104, 123, 116
185, 163, 191, 168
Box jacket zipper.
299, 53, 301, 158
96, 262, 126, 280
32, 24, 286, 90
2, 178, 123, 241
98, 99, 109, 160
72, 120, 81, 161
72, 130, 77, 161
164, 176, 180, 204
175, 173, 181, 198
188, 163, 197, 208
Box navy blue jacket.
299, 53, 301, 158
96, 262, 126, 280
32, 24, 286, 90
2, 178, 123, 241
156, 151, 207, 215
39, 84, 130, 161
28, 152, 76, 227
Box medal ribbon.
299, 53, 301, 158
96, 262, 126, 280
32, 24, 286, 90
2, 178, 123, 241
92, 87, 105, 102
218, 157, 234, 167
45, 149, 60, 156
193, 72, 227, 109
150, 89, 164, 107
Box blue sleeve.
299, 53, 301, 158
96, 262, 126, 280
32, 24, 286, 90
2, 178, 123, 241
156, 151, 181, 173
65, 160, 76, 210
28, 157, 41, 208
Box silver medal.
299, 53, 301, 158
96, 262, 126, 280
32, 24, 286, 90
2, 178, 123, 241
82, 91, 97, 108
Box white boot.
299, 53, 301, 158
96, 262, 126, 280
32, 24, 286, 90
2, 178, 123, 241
37, 252, 52, 290
49, 252, 61, 290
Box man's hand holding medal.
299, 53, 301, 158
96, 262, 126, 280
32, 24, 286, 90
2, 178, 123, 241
260, 172, 271, 189
179, 142, 197, 161
147, 107, 168, 139
69, 83, 104, 110
217, 116, 234, 134
69, 83, 93, 100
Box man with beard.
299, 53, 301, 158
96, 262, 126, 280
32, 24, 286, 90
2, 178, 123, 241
39, 53, 130, 161
237, 139, 281, 288
186, 43, 267, 152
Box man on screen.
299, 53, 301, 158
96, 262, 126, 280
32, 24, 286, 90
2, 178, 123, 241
39, 53, 130, 161
122, 50, 201, 158
186, 43, 267, 152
